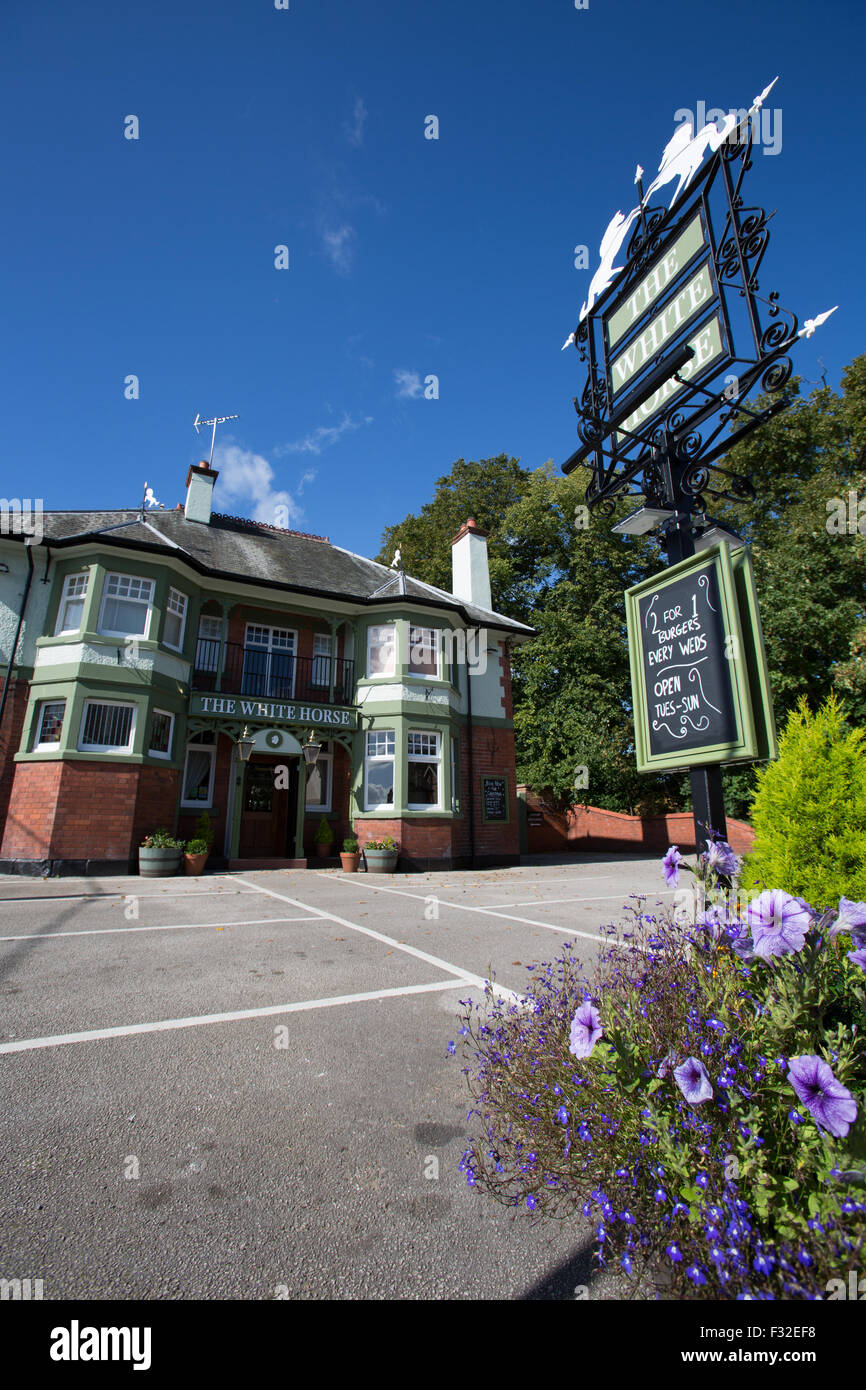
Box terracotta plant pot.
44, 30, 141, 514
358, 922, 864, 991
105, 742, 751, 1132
340, 852, 361, 873
314, 841, 331, 858
184, 851, 208, 876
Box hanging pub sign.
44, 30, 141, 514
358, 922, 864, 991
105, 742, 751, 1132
625, 542, 776, 773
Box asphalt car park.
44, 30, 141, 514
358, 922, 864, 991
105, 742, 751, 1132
0, 855, 671, 1300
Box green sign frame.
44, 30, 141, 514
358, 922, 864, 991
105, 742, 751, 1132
625, 542, 777, 774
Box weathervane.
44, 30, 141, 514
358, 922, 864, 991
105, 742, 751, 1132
193, 412, 240, 467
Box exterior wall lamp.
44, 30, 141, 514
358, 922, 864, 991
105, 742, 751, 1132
236, 726, 255, 762
302, 729, 322, 768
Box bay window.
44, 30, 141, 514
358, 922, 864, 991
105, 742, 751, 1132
407, 730, 441, 809
364, 729, 395, 809
55, 573, 89, 635
163, 588, 188, 651
98, 573, 154, 639
367, 624, 396, 678
79, 701, 136, 752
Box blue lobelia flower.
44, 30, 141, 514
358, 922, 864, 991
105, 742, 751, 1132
569, 1000, 603, 1059
787, 1055, 858, 1138
673, 1056, 714, 1105
555, 1105, 569, 1125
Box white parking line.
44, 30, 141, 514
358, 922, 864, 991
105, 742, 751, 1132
234, 877, 523, 1001
329, 875, 674, 943
0, 980, 464, 1055
0, 916, 318, 942
472, 892, 669, 910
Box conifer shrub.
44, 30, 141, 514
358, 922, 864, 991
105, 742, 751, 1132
742, 695, 866, 905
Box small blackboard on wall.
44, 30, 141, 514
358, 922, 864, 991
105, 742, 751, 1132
482, 776, 509, 823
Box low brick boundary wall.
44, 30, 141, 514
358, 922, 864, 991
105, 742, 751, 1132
519, 788, 753, 856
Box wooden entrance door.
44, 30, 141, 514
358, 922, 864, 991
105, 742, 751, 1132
238, 757, 298, 858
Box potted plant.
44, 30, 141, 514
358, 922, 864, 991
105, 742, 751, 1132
314, 815, 334, 859
363, 836, 400, 874
139, 829, 184, 877
183, 837, 210, 876
340, 837, 361, 873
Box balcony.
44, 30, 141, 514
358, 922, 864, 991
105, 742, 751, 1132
192, 640, 355, 706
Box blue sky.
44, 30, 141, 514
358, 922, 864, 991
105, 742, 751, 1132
2, 0, 863, 561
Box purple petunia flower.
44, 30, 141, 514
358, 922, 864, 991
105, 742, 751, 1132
673, 1056, 714, 1105
662, 845, 684, 887
747, 890, 812, 959
703, 839, 740, 880
847, 949, 866, 973
829, 897, 866, 943
656, 1049, 676, 1079
787, 1055, 858, 1138
569, 1000, 603, 1059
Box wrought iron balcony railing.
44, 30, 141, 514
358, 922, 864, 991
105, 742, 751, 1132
192, 640, 355, 706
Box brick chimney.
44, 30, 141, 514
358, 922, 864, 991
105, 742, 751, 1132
451, 517, 492, 611
185, 461, 219, 524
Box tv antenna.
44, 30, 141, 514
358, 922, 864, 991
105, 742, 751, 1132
193, 412, 239, 466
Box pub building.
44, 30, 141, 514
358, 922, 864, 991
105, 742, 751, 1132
0, 463, 532, 874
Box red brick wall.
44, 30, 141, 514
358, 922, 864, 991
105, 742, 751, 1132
1, 760, 64, 860
0, 680, 32, 842
1, 759, 180, 863
469, 723, 520, 860
520, 789, 754, 856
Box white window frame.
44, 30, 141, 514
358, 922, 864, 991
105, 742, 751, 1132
54, 572, 89, 636
78, 700, 137, 753
163, 588, 188, 653
364, 729, 396, 811
148, 708, 175, 760
407, 625, 441, 680
305, 740, 333, 812
181, 737, 216, 808
367, 623, 396, 679
196, 614, 223, 673
97, 573, 155, 640
311, 632, 333, 688
243, 623, 297, 699
407, 729, 442, 810
34, 699, 66, 751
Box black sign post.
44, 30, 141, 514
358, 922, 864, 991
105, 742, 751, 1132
561, 82, 829, 850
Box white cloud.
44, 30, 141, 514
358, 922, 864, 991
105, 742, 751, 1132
343, 97, 367, 148
321, 223, 356, 275
274, 413, 373, 458
212, 443, 303, 529
394, 368, 423, 400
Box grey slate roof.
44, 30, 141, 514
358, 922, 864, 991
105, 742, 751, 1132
35, 509, 534, 639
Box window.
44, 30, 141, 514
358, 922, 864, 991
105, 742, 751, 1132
450, 735, 459, 813
79, 701, 136, 752
181, 732, 216, 806
149, 709, 174, 759
196, 615, 223, 673
98, 573, 154, 638
364, 729, 395, 809
311, 633, 332, 687
34, 700, 65, 750
408, 625, 440, 679
55, 573, 89, 635
305, 740, 333, 811
163, 588, 188, 651
242, 624, 296, 698
367, 624, 396, 678
407, 730, 441, 809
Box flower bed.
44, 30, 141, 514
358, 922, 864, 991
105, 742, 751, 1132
458, 838, 866, 1298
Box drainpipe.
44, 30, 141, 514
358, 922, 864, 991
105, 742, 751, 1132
0, 542, 34, 736
466, 626, 476, 868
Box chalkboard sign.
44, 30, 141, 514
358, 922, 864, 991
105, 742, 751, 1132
638, 560, 737, 758
482, 776, 508, 823
625, 543, 771, 774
